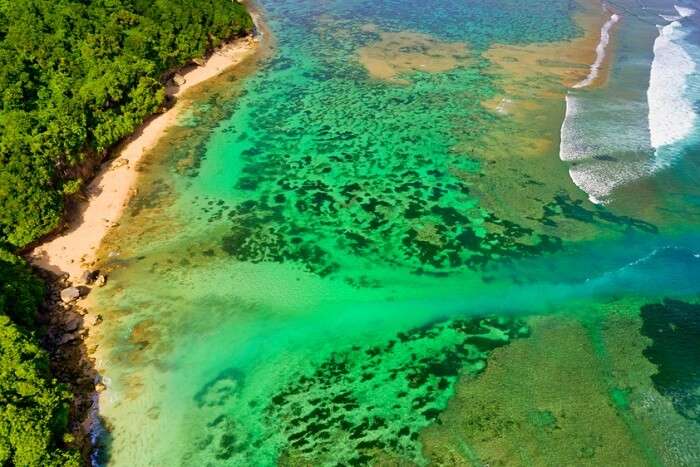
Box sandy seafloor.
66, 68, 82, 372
87, 0, 700, 464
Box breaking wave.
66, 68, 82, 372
560, 5, 699, 203
648, 7, 697, 161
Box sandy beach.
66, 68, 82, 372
29, 35, 258, 280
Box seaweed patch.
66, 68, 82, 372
264, 316, 529, 464
641, 299, 700, 423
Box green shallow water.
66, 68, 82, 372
92, 0, 700, 465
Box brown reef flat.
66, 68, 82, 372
358, 28, 471, 83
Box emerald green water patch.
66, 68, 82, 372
88, 0, 700, 465
181, 21, 589, 281
181, 316, 529, 465
193, 61, 573, 278
169, 3, 664, 287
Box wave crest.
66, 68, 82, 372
647, 16, 697, 154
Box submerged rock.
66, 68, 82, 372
94, 274, 107, 287
79, 270, 95, 285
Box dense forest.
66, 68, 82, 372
0, 0, 253, 248
0, 251, 80, 466
0, 0, 252, 464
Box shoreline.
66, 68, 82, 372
23, 8, 265, 461
28, 32, 259, 281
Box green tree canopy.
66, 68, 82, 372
0, 316, 80, 466
0, 0, 252, 247
0, 249, 43, 328
0, 251, 79, 465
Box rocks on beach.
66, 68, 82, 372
64, 314, 82, 333
60, 286, 81, 303
172, 73, 187, 86
95, 274, 107, 287
79, 270, 94, 284
37, 268, 104, 461
58, 332, 80, 346
79, 269, 107, 287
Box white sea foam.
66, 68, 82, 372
560, 4, 699, 202
559, 94, 583, 162
560, 91, 653, 203
568, 156, 649, 204
660, 5, 695, 22
495, 97, 512, 115
568, 165, 609, 204
647, 13, 697, 154
558, 93, 644, 162
674, 5, 696, 17
573, 13, 620, 89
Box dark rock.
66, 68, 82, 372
64, 315, 82, 333
80, 270, 94, 285
58, 332, 79, 346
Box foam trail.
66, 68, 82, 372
648, 6, 697, 157
559, 94, 583, 162
585, 245, 700, 283
573, 13, 620, 89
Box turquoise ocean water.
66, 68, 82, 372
91, 0, 700, 464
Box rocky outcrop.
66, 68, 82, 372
35, 269, 103, 465
79, 270, 96, 285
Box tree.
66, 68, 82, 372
0, 0, 253, 248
